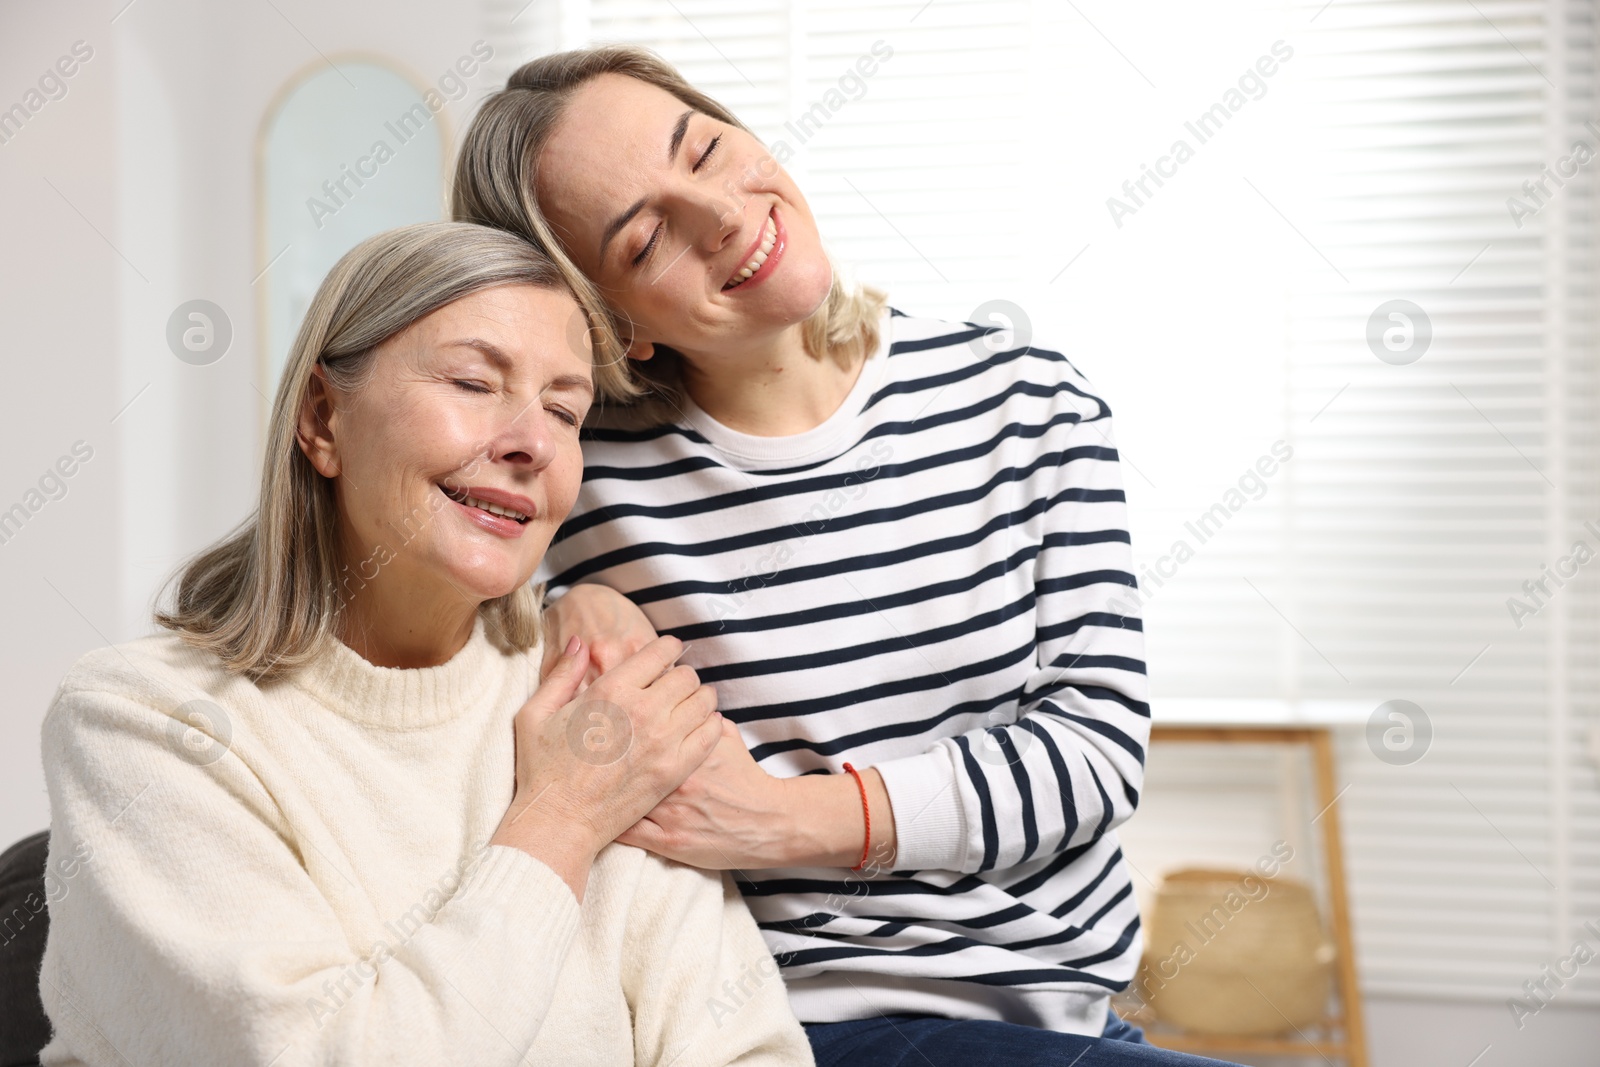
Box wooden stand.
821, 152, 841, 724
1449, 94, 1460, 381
1133, 725, 1369, 1067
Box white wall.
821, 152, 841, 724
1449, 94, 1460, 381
0, 0, 504, 849
2, 2, 123, 847
1364, 998, 1596, 1067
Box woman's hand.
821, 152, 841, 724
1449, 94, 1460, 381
540, 583, 659, 688
492, 634, 721, 899
617, 718, 899, 872
615, 717, 793, 869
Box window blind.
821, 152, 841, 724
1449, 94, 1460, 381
1279, 0, 1600, 1002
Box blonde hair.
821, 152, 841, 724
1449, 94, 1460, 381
450, 44, 886, 424
157, 221, 608, 680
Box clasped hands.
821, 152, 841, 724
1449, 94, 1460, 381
539, 583, 799, 870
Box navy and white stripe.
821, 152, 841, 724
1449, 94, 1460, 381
536, 308, 1149, 1034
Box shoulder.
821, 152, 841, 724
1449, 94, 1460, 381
880, 304, 1112, 419
574, 396, 707, 477
44, 630, 255, 755
53, 630, 234, 709
581, 397, 679, 437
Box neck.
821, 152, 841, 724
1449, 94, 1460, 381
335, 560, 480, 669
677, 322, 862, 436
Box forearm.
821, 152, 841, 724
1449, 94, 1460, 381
43, 692, 586, 1066
781, 767, 897, 869
44, 844, 585, 1066
491, 796, 604, 900
350, 847, 584, 1061
872, 693, 1147, 875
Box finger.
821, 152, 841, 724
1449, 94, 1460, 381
668, 683, 719, 734
680, 704, 724, 765
611, 809, 662, 844
645, 663, 702, 709
538, 630, 566, 682
617, 816, 665, 851
537, 589, 587, 678
528, 636, 590, 713
603, 634, 685, 689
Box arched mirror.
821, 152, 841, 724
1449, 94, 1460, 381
256, 57, 450, 421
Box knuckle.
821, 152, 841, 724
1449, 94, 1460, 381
586, 679, 624, 707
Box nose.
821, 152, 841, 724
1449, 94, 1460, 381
707, 187, 748, 254
706, 192, 743, 252
485, 397, 558, 472
665, 172, 744, 256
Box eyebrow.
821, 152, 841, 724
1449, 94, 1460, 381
444, 337, 595, 395
598, 197, 648, 265
667, 108, 693, 162
550, 372, 595, 396
447, 337, 513, 371
597, 108, 697, 264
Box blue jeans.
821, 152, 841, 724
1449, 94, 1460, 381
804, 1012, 1241, 1067
1100, 1009, 1147, 1043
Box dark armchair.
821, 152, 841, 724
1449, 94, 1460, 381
0, 830, 50, 1067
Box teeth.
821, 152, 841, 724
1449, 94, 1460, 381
443, 486, 529, 523
727, 215, 778, 288
469, 497, 527, 521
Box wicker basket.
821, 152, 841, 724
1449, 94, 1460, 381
1136, 867, 1335, 1036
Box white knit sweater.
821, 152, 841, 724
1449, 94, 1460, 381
36, 617, 813, 1066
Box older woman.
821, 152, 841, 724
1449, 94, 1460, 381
451, 49, 1240, 1067
36, 222, 813, 1066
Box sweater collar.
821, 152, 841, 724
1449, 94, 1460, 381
288, 615, 508, 730
676, 308, 894, 469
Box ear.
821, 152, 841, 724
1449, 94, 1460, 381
295, 364, 341, 478
615, 312, 657, 363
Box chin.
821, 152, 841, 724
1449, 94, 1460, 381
777, 250, 835, 325
445, 557, 535, 605
461, 577, 530, 605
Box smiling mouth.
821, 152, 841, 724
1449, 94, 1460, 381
723, 211, 778, 291
440, 485, 531, 524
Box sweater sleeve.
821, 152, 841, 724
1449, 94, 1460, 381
38, 682, 583, 1067
872, 380, 1151, 874
620, 857, 813, 1067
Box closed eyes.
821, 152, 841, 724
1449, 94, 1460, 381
631, 132, 724, 269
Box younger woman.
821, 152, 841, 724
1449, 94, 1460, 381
454, 49, 1236, 1067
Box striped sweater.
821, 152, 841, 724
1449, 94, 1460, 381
536, 307, 1150, 1035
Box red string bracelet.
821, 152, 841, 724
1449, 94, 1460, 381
841, 762, 871, 871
